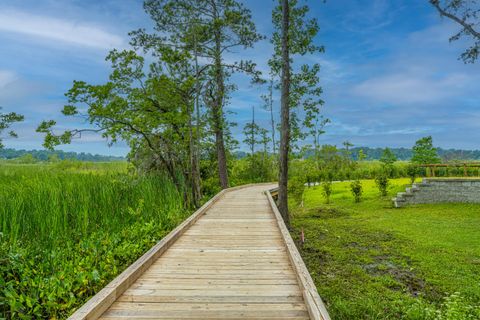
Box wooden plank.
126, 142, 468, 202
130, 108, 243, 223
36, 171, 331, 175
100, 309, 309, 319
107, 302, 307, 311
116, 295, 305, 304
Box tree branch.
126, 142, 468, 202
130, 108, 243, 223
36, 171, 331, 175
431, 0, 480, 39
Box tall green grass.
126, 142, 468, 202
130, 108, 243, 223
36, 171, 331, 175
0, 164, 183, 246
0, 163, 187, 319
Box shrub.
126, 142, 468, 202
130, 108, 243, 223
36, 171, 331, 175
401, 292, 480, 320
350, 179, 363, 203
407, 164, 418, 184
321, 181, 332, 204
289, 176, 306, 206
375, 172, 389, 196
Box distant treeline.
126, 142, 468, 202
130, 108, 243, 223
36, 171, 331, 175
0, 148, 125, 162
4, 147, 479, 163
348, 147, 480, 161
235, 147, 480, 161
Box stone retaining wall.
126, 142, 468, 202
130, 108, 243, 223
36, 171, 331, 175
393, 178, 480, 208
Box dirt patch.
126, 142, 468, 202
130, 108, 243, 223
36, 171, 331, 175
362, 254, 443, 300
299, 244, 331, 268
308, 207, 349, 219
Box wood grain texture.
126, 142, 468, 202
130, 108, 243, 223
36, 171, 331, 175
68, 183, 330, 320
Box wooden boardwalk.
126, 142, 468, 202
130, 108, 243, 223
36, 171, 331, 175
70, 184, 330, 320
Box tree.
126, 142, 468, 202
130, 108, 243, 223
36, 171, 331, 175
357, 149, 367, 161
277, 0, 291, 226
342, 140, 354, 159
380, 147, 397, 166
0, 107, 24, 149
133, 0, 263, 190
242, 106, 272, 182
430, 0, 480, 63
310, 117, 329, 166
272, 0, 324, 226
259, 127, 271, 159
242, 107, 261, 156
411, 136, 441, 164
261, 77, 277, 154
37, 48, 202, 206
380, 147, 397, 177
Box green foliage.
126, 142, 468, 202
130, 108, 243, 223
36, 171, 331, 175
270, 0, 325, 152
12, 153, 38, 164
291, 178, 480, 319
0, 108, 24, 149
375, 171, 390, 196
407, 164, 419, 184
412, 136, 441, 164
229, 154, 276, 186
357, 149, 367, 161
288, 176, 306, 206
321, 181, 332, 203
0, 164, 187, 318
350, 179, 363, 203
403, 292, 480, 320
380, 147, 397, 165
0, 148, 124, 162
347, 146, 480, 162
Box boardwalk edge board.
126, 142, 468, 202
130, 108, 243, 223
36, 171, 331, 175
265, 188, 331, 320
68, 183, 259, 320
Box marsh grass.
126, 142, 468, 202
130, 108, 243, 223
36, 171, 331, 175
0, 162, 188, 319
0, 163, 183, 246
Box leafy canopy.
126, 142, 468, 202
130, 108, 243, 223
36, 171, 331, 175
411, 136, 441, 164
0, 108, 24, 149
380, 147, 397, 166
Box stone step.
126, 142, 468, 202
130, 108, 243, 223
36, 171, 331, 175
406, 187, 419, 193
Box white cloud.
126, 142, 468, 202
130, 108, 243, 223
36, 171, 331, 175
0, 71, 47, 107
0, 9, 124, 49
0, 70, 17, 88
352, 72, 471, 104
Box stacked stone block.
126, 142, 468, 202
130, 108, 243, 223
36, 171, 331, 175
392, 179, 480, 208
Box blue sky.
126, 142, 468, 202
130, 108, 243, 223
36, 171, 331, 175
0, 0, 479, 156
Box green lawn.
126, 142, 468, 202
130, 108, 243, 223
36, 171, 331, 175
291, 178, 480, 320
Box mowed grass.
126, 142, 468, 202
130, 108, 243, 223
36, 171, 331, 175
0, 162, 188, 319
291, 178, 480, 319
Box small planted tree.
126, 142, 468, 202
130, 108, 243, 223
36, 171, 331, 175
411, 136, 440, 164
350, 179, 363, 203
407, 164, 418, 184
321, 181, 332, 204
380, 147, 397, 177
375, 171, 389, 197
289, 175, 305, 207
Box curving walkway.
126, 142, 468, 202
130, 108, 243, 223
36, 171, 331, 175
70, 184, 329, 320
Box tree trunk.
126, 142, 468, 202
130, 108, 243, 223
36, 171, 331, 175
212, 5, 229, 190
192, 25, 202, 207
188, 100, 201, 207
278, 0, 291, 227
268, 78, 276, 155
